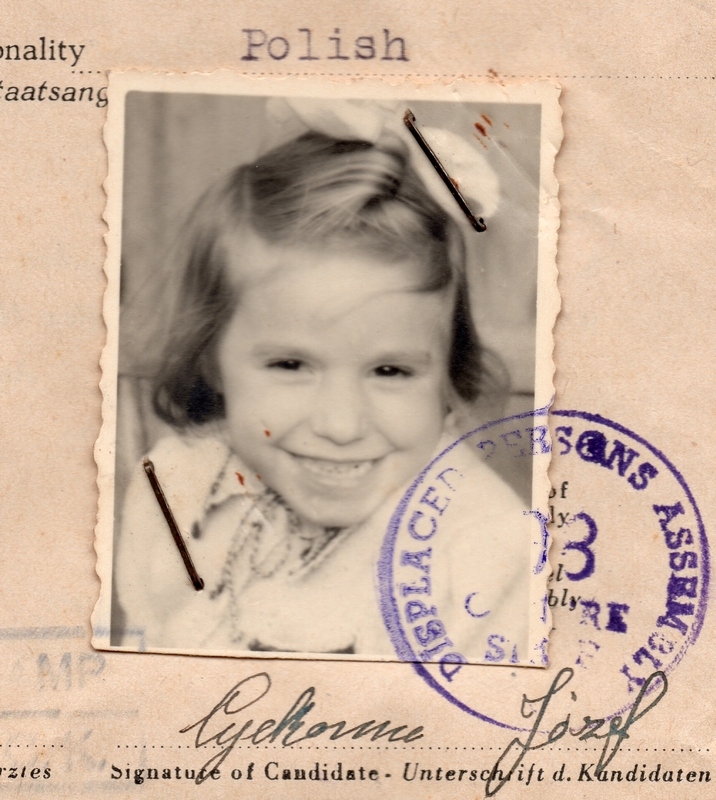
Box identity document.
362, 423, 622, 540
1, 3, 715, 799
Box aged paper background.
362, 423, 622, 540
1, 2, 714, 797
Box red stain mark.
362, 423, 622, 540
450, 177, 459, 189
481, 114, 492, 126
235, 472, 245, 487
256, 474, 262, 482
474, 122, 488, 137
504, 122, 510, 129
487, 68, 505, 85
264, 429, 271, 437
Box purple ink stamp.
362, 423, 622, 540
379, 409, 709, 729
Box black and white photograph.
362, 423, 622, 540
93, 75, 559, 661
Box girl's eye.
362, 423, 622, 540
374, 365, 412, 378
268, 359, 303, 371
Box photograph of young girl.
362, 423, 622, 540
96, 80, 558, 661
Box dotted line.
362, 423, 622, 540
511, 75, 716, 80
497, 74, 716, 80
114, 744, 710, 752
153, 72, 716, 80
1, 743, 710, 754
69, 70, 716, 80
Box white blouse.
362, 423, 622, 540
115, 428, 535, 660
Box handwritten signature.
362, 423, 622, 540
485, 667, 668, 796
180, 672, 424, 784
180, 667, 666, 788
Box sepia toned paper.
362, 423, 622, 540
1, 2, 715, 797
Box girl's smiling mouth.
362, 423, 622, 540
289, 453, 381, 484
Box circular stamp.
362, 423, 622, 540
378, 408, 709, 730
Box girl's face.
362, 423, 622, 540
216, 237, 454, 528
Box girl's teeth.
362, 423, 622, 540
297, 457, 374, 478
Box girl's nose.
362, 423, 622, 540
309, 375, 367, 445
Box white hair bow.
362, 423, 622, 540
264, 97, 501, 222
